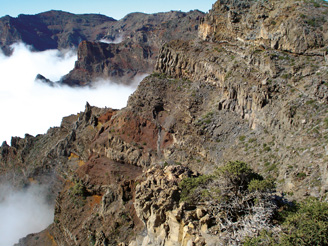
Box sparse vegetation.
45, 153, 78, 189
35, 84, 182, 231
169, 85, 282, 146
151, 72, 167, 79
324, 117, 328, 128
3, 0, 328, 244
246, 198, 328, 245
215, 161, 265, 194
306, 99, 316, 105
179, 161, 274, 203
69, 180, 87, 207
248, 178, 275, 193
70, 180, 87, 197
179, 174, 213, 202
243, 230, 276, 246
239, 135, 246, 141
282, 73, 292, 79
248, 138, 257, 143
296, 172, 307, 179
225, 71, 233, 79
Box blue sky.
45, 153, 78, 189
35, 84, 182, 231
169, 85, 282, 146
1, 0, 215, 20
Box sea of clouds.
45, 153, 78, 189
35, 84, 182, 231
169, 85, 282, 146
0, 42, 140, 145
0, 185, 54, 246
0, 42, 144, 245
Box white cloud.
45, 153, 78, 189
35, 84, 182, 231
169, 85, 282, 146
99, 34, 124, 44
0, 43, 139, 144
0, 185, 54, 246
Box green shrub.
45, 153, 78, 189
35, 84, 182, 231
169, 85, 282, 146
243, 230, 276, 246
244, 198, 328, 245
306, 18, 319, 27
248, 138, 257, 143
306, 99, 316, 105
204, 111, 214, 118
324, 117, 328, 128
151, 72, 166, 79
179, 175, 213, 202
296, 172, 307, 179
216, 161, 262, 194
239, 135, 246, 141
263, 146, 271, 152
281, 73, 292, 79
248, 179, 275, 193
313, 1, 320, 7
280, 198, 328, 245
70, 181, 87, 197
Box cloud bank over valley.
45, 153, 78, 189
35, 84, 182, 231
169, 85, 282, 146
0, 185, 54, 246
0, 43, 138, 144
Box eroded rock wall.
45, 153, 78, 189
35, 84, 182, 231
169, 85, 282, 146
199, 0, 328, 54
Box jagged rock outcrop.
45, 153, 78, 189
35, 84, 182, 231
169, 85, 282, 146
132, 164, 279, 245
61, 11, 204, 85
199, 0, 328, 54
132, 165, 201, 246
0, 103, 111, 198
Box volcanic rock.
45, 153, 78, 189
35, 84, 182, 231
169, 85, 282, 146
2, 0, 328, 245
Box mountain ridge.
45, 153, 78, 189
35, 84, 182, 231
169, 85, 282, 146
0, 10, 116, 54
0, 9, 205, 85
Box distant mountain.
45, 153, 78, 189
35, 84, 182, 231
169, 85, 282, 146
60, 10, 205, 86
0, 9, 205, 85
0, 10, 116, 54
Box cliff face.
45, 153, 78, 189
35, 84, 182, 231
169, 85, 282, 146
199, 0, 328, 54
2, 0, 328, 245
60, 11, 204, 86
153, 0, 328, 197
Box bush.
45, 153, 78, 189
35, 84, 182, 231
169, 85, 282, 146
239, 135, 246, 141
215, 161, 262, 194
70, 180, 87, 197
179, 175, 213, 202
280, 198, 328, 245
248, 179, 275, 193
296, 172, 307, 179
243, 230, 276, 246
248, 198, 328, 245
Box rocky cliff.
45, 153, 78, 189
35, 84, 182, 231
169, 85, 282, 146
1, 10, 204, 85
1, 0, 328, 245
60, 11, 204, 85
199, 0, 328, 54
